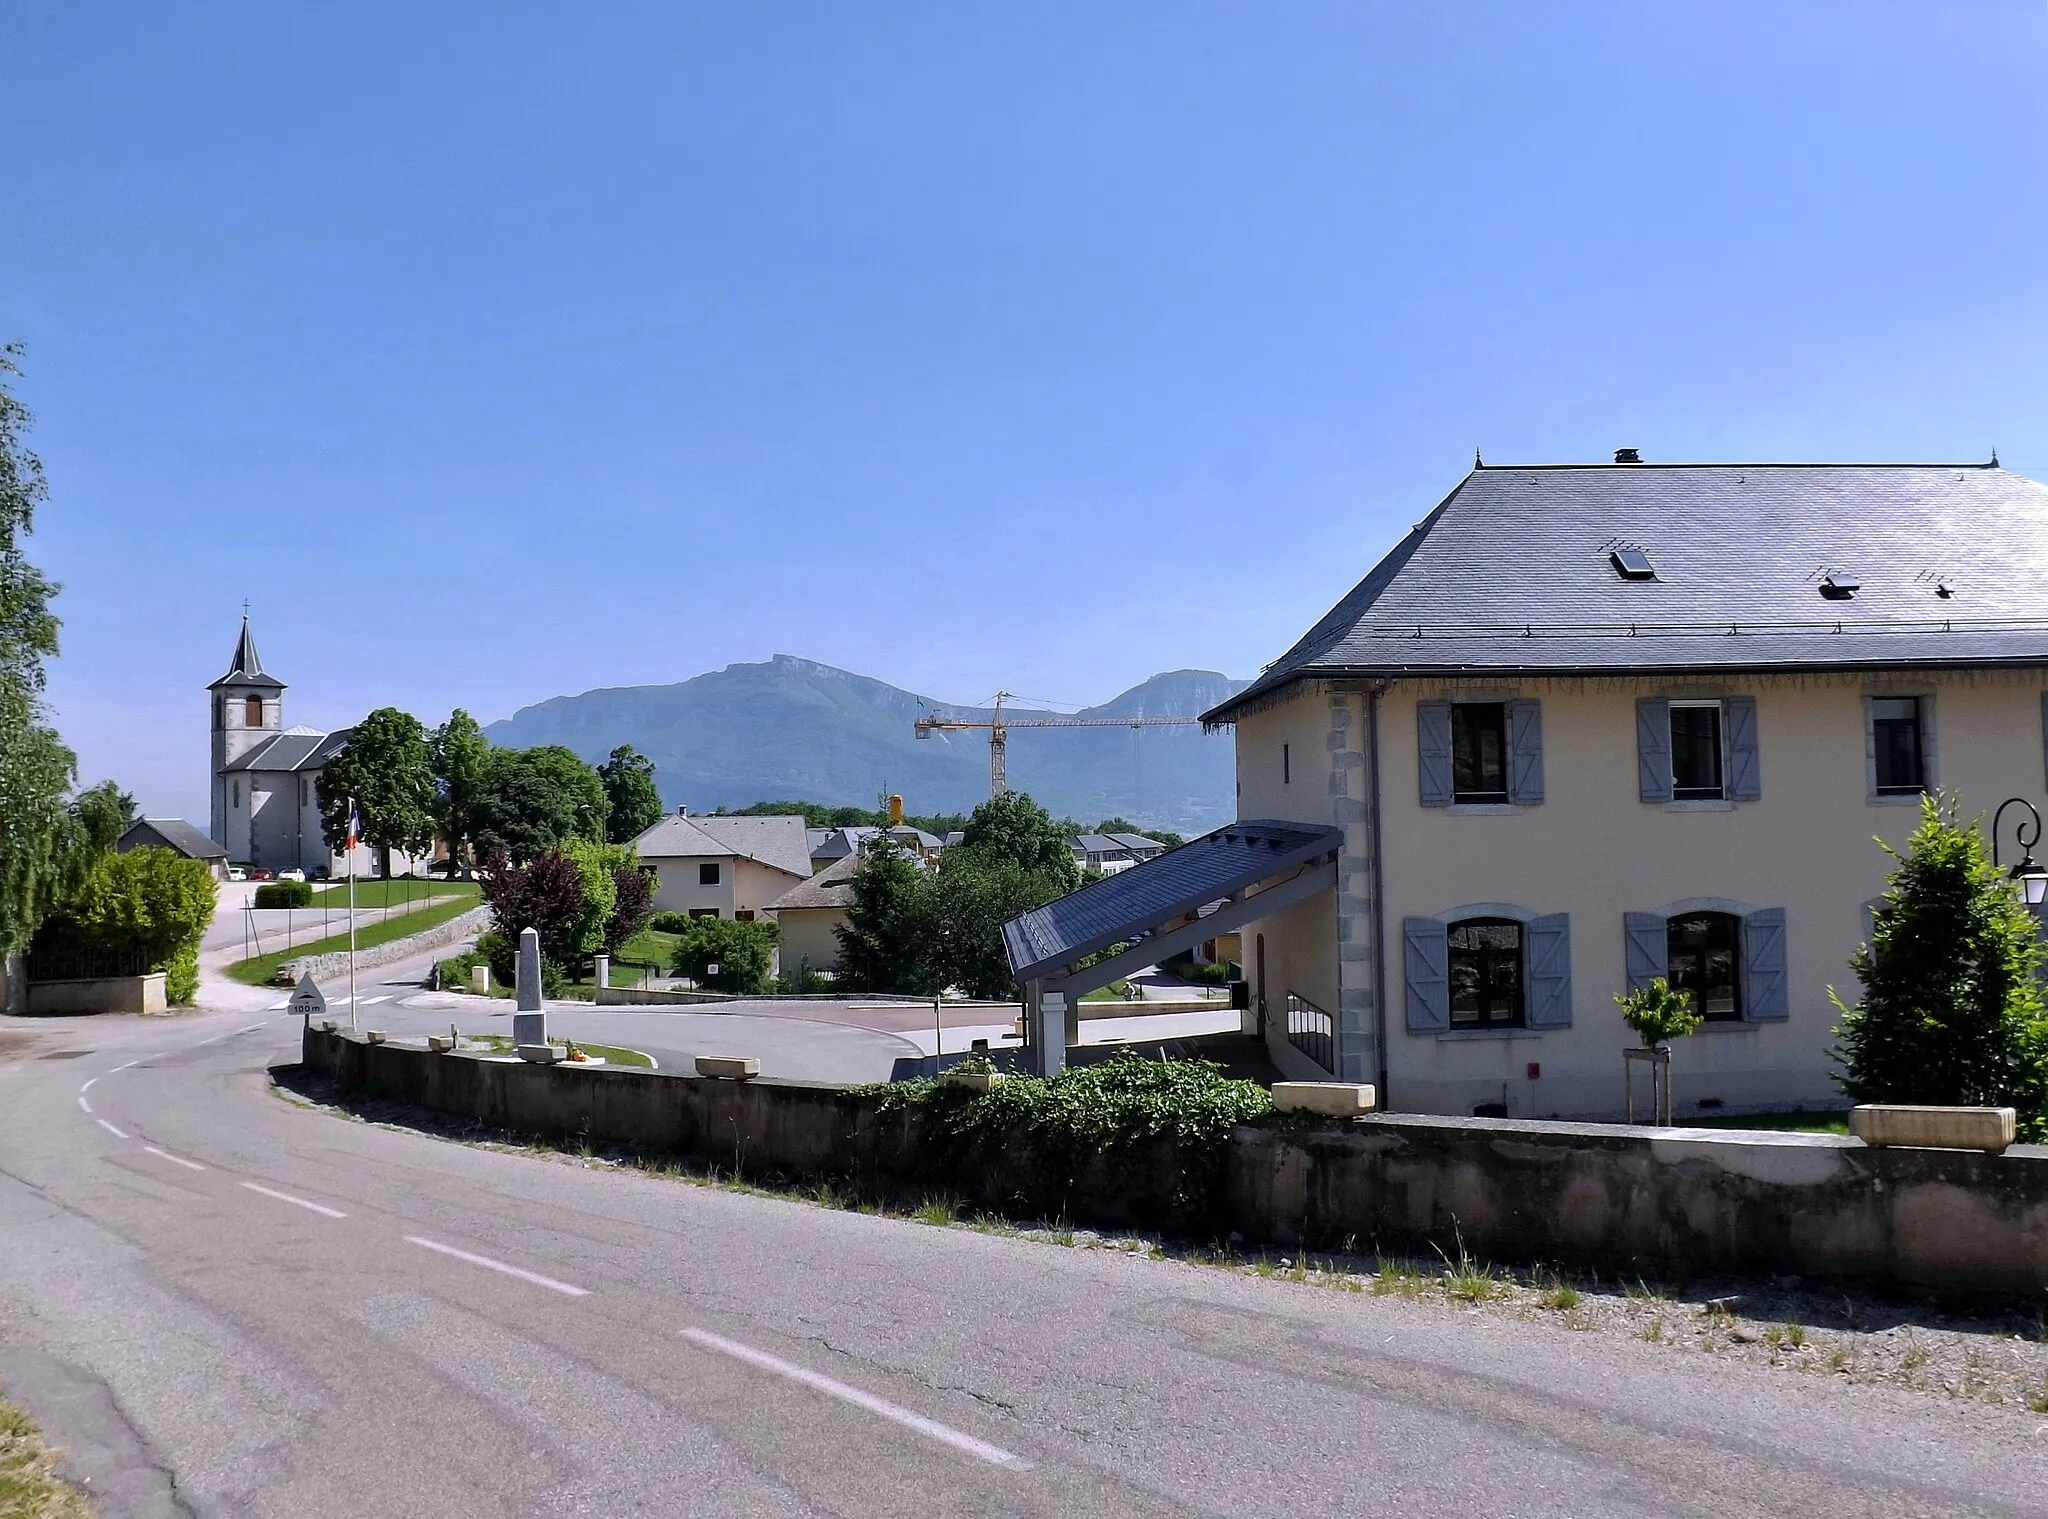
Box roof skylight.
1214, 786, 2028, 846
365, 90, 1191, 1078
1609, 547, 1657, 580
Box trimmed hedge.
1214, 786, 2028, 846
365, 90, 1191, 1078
253, 880, 314, 908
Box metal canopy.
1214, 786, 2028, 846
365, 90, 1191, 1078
1004, 820, 1341, 984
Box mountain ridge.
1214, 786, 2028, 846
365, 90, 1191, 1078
484, 655, 1247, 832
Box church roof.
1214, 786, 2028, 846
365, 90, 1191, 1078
225, 727, 349, 774
208, 616, 286, 691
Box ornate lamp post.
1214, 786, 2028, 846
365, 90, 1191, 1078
1991, 797, 2048, 909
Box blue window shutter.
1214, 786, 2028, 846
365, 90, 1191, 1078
1636, 698, 1672, 803
1624, 911, 1666, 992
1507, 699, 1545, 805
1524, 913, 1572, 1027
1402, 916, 1448, 1032
1744, 907, 1789, 1020
1416, 702, 1453, 807
1725, 695, 1761, 800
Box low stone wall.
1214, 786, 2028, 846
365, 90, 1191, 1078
27, 973, 169, 1016
288, 906, 490, 985
299, 1028, 2048, 1293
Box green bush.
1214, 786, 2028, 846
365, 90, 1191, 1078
1832, 796, 2048, 1136
670, 915, 778, 994
1616, 978, 1702, 1049
473, 929, 564, 997
869, 1053, 1272, 1228
30, 847, 216, 1004
649, 911, 695, 935
252, 880, 313, 908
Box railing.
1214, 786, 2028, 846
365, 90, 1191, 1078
1285, 991, 1334, 1074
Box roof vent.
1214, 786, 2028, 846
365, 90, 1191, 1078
1819, 574, 1859, 601
1609, 547, 1657, 580
1613, 447, 1642, 464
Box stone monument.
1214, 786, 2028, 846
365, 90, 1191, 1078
512, 926, 549, 1058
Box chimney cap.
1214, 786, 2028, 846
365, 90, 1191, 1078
1613, 447, 1643, 464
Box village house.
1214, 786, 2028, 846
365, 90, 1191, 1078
1004, 455, 2048, 1118
633, 811, 813, 920
764, 852, 860, 975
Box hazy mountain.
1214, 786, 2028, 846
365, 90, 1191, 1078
484, 655, 1248, 832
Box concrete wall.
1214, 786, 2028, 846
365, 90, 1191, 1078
303, 1027, 2048, 1292
26, 973, 169, 1015
1236, 668, 2048, 1119
288, 905, 489, 987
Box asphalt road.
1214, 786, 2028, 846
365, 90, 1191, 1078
3, 1002, 2046, 1517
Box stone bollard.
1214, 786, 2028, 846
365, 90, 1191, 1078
470, 964, 490, 995
594, 953, 610, 991
512, 926, 546, 1052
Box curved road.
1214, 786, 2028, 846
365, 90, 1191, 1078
2, 1002, 2045, 1517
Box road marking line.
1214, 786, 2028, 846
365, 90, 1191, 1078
96, 1119, 129, 1139
403, 1236, 589, 1296
266, 1000, 291, 1010
237, 1023, 265, 1033
359, 995, 392, 1006
143, 1146, 205, 1171
80, 1077, 96, 1093
111, 1060, 138, 1072
77, 1095, 92, 1113
679, 1327, 1030, 1470
241, 1182, 347, 1219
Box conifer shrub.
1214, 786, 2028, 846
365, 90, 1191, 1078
1832, 796, 2048, 1137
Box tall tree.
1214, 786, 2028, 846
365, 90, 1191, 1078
835, 837, 941, 994
431, 709, 492, 874
931, 848, 1070, 1000
1833, 797, 2048, 1137
0, 345, 76, 986
72, 780, 136, 855
598, 743, 664, 843
470, 745, 607, 863
957, 791, 1081, 892
317, 707, 436, 878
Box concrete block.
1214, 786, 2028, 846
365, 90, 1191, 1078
470, 965, 490, 994
427, 1035, 454, 1053
315, 1019, 337, 1034
1272, 1081, 1378, 1117
1850, 1105, 2015, 1153
942, 1071, 1006, 1093
517, 1043, 561, 1064
695, 1055, 760, 1081
365, 1030, 387, 1045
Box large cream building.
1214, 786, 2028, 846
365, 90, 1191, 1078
1004, 456, 2048, 1118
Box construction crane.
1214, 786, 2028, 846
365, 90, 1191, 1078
915, 691, 1202, 796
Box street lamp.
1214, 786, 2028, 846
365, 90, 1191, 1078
1991, 797, 2048, 908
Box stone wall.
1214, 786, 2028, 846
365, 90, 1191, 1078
287, 906, 490, 986
26, 973, 169, 1016
300, 1027, 2048, 1293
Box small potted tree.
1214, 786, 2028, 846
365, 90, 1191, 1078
1615, 978, 1701, 1125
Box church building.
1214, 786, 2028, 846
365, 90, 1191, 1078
208, 616, 410, 877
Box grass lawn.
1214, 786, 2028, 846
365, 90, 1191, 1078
555, 927, 679, 1000
467, 1033, 655, 1068
228, 895, 481, 986
0, 1388, 91, 1518
306, 879, 479, 909
1685, 1110, 1852, 1135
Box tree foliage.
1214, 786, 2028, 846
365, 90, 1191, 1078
30, 847, 217, 1003
598, 744, 664, 843
0, 345, 75, 961
470, 745, 606, 863
835, 837, 941, 994
431, 709, 492, 872
318, 707, 436, 876
669, 914, 779, 994
1832, 796, 2048, 1137
72, 781, 136, 856
930, 848, 1069, 1000
1615, 978, 1703, 1049
477, 847, 594, 977
958, 791, 1080, 891
719, 798, 971, 836
604, 859, 654, 953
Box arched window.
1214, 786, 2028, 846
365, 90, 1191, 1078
1667, 912, 1741, 1021
244, 696, 264, 728
1446, 917, 1524, 1028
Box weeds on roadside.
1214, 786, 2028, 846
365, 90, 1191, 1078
2026, 1372, 2048, 1414
1638, 1318, 1665, 1343
913, 1195, 960, 1226
1372, 1255, 1428, 1299
1436, 1234, 1501, 1303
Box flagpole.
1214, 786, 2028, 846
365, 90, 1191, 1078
347, 796, 359, 1030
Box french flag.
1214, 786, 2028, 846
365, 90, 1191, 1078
345, 800, 361, 851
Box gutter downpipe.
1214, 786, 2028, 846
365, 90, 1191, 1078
1367, 680, 1393, 1103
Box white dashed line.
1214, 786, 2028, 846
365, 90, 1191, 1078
237, 1023, 265, 1034
359, 995, 393, 1006
80, 1077, 96, 1094
240, 1182, 347, 1219
110, 1060, 138, 1072
266, 1000, 291, 1010
403, 1236, 589, 1296
96, 1119, 129, 1139
143, 1146, 205, 1172
680, 1327, 1030, 1470
77, 1095, 92, 1114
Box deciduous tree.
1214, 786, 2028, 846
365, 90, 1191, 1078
598, 743, 664, 844
836, 837, 941, 994
669, 915, 779, 995
431, 709, 491, 873
318, 708, 436, 878
470, 746, 607, 862
958, 792, 1080, 892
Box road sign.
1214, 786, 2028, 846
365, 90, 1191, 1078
289, 975, 328, 1020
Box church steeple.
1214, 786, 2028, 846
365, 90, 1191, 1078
209, 612, 285, 692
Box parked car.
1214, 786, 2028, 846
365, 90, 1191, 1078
227, 867, 247, 883
277, 868, 306, 883
247, 868, 274, 881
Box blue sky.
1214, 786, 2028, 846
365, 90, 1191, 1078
5, 2, 2047, 818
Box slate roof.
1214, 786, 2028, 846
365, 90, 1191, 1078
1108, 833, 1167, 853
118, 818, 228, 860
633, 813, 813, 878
1204, 460, 2048, 723
765, 853, 861, 912
1003, 821, 1342, 982
1073, 834, 1133, 855
224, 727, 349, 774
208, 616, 286, 691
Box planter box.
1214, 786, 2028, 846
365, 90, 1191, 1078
25, 973, 168, 1016
1272, 1081, 1378, 1117
941, 1071, 1006, 1093
695, 1055, 759, 1081
1850, 1104, 2016, 1153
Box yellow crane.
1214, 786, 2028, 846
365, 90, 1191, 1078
915, 691, 1202, 797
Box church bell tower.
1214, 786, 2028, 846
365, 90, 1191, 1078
208, 613, 287, 850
